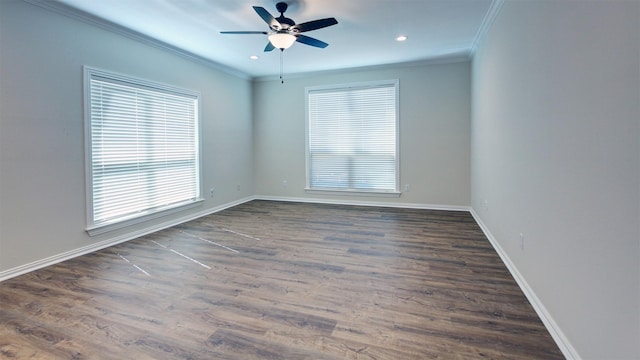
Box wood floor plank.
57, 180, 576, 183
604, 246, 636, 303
0, 200, 564, 359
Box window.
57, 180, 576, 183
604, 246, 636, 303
84, 67, 202, 235
306, 80, 399, 194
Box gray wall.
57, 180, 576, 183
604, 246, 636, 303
253, 62, 471, 208
3, 0, 639, 357
0, 0, 254, 273
471, 1, 640, 358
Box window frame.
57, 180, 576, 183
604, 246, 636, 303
304, 79, 400, 196
83, 66, 203, 236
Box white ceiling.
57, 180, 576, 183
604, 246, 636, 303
52, 0, 496, 78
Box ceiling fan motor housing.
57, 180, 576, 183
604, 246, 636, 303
274, 2, 295, 30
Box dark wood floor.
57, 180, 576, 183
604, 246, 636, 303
0, 200, 564, 359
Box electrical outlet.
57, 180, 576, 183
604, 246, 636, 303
519, 233, 525, 250
236, 184, 241, 191
282, 180, 288, 188
404, 184, 410, 192
482, 199, 489, 210
209, 188, 215, 197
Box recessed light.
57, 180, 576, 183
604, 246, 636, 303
250, 55, 259, 60
396, 35, 408, 42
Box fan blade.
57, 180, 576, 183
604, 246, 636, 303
291, 18, 338, 33
295, 34, 329, 48
253, 6, 281, 30
264, 42, 275, 52
220, 31, 268, 34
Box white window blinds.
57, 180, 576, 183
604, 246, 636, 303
306, 80, 399, 193
85, 68, 201, 233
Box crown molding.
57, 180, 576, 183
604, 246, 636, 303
22, 0, 251, 80
252, 51, 472, 82
22, 0, 504, 84
470, 0, 505, 55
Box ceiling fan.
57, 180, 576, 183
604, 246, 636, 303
221, 2, 338, 52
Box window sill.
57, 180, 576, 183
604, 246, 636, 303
304, 188, 401, 198
86, 198, 204, 237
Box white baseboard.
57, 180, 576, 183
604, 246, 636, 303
254, 195, 471, 212
1, 195, 579, 360
0, 196, 254, 282
469, 208, 580, 360
0, 195, 468, 281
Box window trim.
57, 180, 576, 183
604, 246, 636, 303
304, 79, 400, 196
83, 66, 203, 236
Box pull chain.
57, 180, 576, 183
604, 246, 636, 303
279, 49, 284, 84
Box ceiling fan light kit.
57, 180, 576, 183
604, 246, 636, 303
221, 2, 338, 82
268, 33, 297, 50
